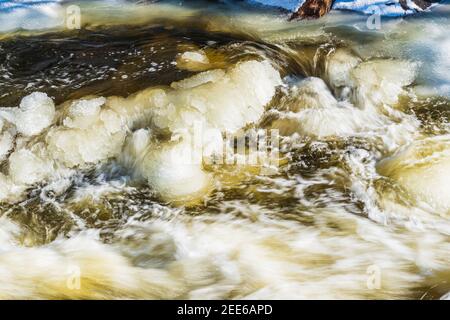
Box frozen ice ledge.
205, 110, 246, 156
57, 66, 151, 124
0, 0, 446, 32
250, 0, 443, 18
0, 0, 63, 31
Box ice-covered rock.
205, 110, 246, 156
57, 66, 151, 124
377, 135, 450, 214
249, 0, 442, 17
271, 52, 419, 141
0, 59, 281, 204
0, 92, 55, 137
151, 60, 281, 134
0, 0, 64, 32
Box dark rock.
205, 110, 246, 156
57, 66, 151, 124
289, 0, 334, 19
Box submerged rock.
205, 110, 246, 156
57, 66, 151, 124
0, 0, 444, 33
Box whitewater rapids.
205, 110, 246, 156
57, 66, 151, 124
0, 0, 449, 300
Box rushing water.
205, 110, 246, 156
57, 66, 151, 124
0, 0, 449, 299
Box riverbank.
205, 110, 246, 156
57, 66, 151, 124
0, 0, 449, 299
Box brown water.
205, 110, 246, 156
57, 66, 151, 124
0, 1, 449, 299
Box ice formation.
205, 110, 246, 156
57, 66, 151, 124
0, 60, 282, 203
377, 135, 450, 215
271, 50, 418, 141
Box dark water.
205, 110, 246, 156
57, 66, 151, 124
0, 1, 449, 300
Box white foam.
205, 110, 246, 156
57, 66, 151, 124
1, 205, 448, 299
63, 97, 105, 129
137, 138, 213, 203
350, 59, 417, 110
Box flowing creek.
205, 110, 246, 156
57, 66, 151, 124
0, 0, 449, 299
